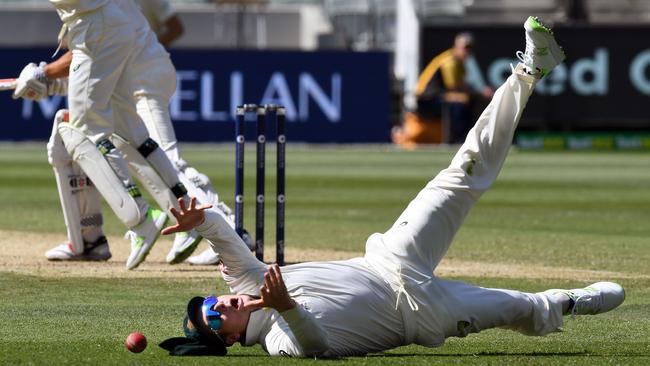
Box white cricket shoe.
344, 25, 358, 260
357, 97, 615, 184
166, 230, 203, 264
45, 236, 112, 261
125, 208, 168, 270
187, 248, 221, 265
516, 16, 566, 77
546, 282, 625, 317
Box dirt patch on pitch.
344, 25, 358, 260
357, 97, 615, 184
0, 229, 645, 281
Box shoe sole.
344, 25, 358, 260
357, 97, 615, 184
85, 253, 112, 261
541, 33, 565, 71
47, 255, 111, 261
45, 248, 111, 261
167, 235, 203, 265
126, 213, 169, 270
526, 17, 566, 74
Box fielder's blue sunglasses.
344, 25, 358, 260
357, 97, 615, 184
201, 296, 223, 331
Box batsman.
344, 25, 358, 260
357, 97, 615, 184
159, 17, 625, 357
11, 0, 247, 268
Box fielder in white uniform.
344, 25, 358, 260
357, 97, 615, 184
160, 18, 625, 357
13, 0, 193, 269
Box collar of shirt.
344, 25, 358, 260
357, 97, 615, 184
243, 308, 275, 347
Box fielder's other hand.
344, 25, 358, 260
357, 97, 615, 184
161, 197, 212, 235
251, 264, 295, 312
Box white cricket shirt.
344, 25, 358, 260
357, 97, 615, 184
49, 0, 108, 23
196, 210, 410, 357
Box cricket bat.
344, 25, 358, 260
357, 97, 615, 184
0, 78, 17, 91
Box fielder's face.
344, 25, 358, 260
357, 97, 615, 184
213, 294, 261, 345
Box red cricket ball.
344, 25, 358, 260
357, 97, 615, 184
124, 332, 147, 353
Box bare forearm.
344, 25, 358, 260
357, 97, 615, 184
43, 51, 72, 79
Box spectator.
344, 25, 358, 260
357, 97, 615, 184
393, 32, 492, 146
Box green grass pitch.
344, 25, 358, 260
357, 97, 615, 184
1, 143, 649, 365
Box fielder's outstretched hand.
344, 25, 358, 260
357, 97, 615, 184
249, 264, 295, 312
161, 197, 212, 235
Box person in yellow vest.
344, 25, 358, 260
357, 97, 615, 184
393, 32, 492, 147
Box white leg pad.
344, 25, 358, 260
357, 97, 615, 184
51, 169, 85, 254
178, 169, 213, 207
111, 133, 180, 220
47, 110, 84, 254
183, 166, 218, 205
58, 123, 145, 228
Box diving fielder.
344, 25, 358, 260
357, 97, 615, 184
159, 17, 625, 357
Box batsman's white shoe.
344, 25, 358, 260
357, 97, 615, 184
546, 282, 625, 317
187, 248, 221, 266
166, 230, 203, 264
516, 16, 565, 77
125, 208, 168, 270
45, 236, 112, 261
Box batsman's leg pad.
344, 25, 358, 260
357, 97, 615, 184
47, 110, 73, 167
184, 166, 218, 204
58, 123, 145, 228
48, 109, 82, 254
49, 109, 105, 251
111, 134, 180, 218
173, 156, 218, 206
52, 162, 105, 254
74, 161, 105, 242
177, 170, 212, 206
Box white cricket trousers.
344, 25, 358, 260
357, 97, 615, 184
133, 56, 178, 157
365, 68, 564, 348
65, 0, 171, 183
133, 57, 219, 207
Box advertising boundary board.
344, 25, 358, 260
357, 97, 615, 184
0, 49, 391, 143
421, 25, 650, 132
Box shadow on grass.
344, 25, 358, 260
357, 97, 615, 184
367, 351, 590, 358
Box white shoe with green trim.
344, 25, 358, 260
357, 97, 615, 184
516, 16, 565, 77
545, 282, 625, 317
166, 230, 203, 264
45, 236, 112, 261
125, 208, 168, 270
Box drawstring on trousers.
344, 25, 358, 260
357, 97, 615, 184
394, 265, 419, 311
53, 25, 68, 58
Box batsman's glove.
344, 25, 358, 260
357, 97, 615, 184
13, 62, 69, 100
13, 62, 48, 100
